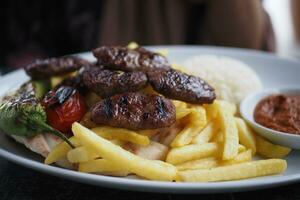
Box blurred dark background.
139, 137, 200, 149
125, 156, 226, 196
0, 0, 299, 72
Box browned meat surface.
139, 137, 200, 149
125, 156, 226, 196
82, 67, 148, 98
25, 56, 90, 79
147, 69, 216, 104
92, 46, 171, 72
91, 92, 176, 130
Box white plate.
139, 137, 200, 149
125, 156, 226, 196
0, 46, 300, 194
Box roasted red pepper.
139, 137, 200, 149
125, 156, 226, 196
42, 86, 86, 134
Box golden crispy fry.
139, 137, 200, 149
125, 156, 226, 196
127, 42, 139, 49
212, 131, 223, 142
204, 103, 218, 121
50, 76, 64, 88
92, 127, 150, 146
79, 159, 124, 173
45, 137, 81, 165
238, 144, 247, 153
166, 142, 219, 165
67, 146, 99, 163
178, 159, 287, 182
176, 157, 218, 171
173, 100, 188, 109
176, 107, 192, 120
192, 121, 219, 144
176, 149, 252, 171
140, 85, 159, 95
171, 63, 187, 73
256, 136, 291, 158
72, 122, 177, 181
157, 49, 169, 57
205, 101, 237, 121
215, 101, 239, 160
220, 149, 252, 166
171, 106, 207, 147
235, 117, 257, 154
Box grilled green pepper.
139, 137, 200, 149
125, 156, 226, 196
0, 81, 74, 147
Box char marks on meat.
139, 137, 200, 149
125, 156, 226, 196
92, 46, 171, 72
148, 69, 216, 104
82, 67, 148, 98
91, 92, 176, 130
25, 56, 90, 79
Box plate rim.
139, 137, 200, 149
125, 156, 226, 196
1, 45, 300, 193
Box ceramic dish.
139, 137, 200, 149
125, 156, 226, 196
0, 46, 300, 193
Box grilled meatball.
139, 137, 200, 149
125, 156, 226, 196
91, 92, 176, 130
82, 67, 148, 98
148, 69, 216, 104
92, 46, 171, 72
25, 56, 90, 79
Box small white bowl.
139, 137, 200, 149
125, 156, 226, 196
240, 86, 300, 149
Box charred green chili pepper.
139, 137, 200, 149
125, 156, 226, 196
0, 81, 74, 147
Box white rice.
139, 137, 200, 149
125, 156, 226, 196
182, 55, 262, 105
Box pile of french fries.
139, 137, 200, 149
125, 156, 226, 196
45, 99, 291, 182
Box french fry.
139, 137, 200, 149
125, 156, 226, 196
79, 159, 125, 173
45, 137, 81, 165
127, 42, 139, 49
235, 117, 256, 154
212, 131, 223, 142
171, 106, 207, 147
176, 157, 218, 171
166, 142, 219, 165
176, 107, 192, 119
238, 144, 247, 153
205, 101, 237, 121
178, 159, 287, 182
216, 101, 239, 160
92, 127, 150, 146
256, 136, 291, 158
176, 149, 252, 171
192, 121, 219, 144
157, 49, 169, 57
171, 63, 187, 73
140, 85, 159, 95
172, 100, 188, 109
67, 146, 99, 163
173, 100, 190, 119
72, 122, 177, 181
220, 149, 252, 166
204, 103, 219, 121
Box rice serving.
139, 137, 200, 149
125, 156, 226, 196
182, 55, 262, 105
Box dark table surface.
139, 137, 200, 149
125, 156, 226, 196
0, 156, 299, 200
